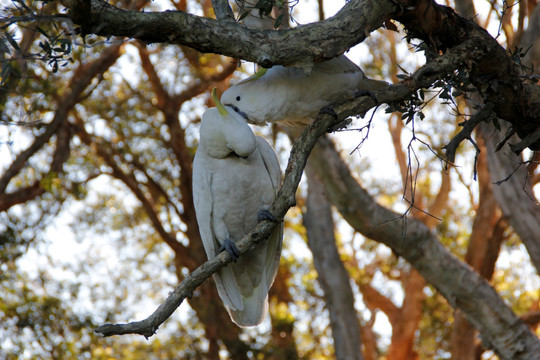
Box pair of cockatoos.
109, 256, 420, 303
193, 56, 387, 327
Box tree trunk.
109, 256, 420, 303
480, 123, 540, 275
387, 269, 424, 360
450, 134, 505, 360
304, 161, 364, 360
455, 0, 540, 277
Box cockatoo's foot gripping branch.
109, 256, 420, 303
354, 89, 379, 103
220, 239, 240, 261
258, 209, 279, 222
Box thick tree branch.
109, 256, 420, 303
60, 0, 396, 67
0, 45, 123, 207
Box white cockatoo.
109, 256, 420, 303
221, 55, 389, 126
192, 88, 283, 327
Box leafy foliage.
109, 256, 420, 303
0, 0, 539, 359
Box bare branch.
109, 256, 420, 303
0, 44, 123, 195
0, 14, 71, 26
91, 36, 495, 338
60, 0, 396, 67
443, 102, 495, 167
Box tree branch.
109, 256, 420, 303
443, 102, 495, 166
92, 35, 493, 338
60, 0, 396, 67
0, 44, 123, 197
308, 137, 540, 360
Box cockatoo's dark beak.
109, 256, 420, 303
228, 105, 250, 122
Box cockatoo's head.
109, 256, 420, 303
200, 88, 256, 159
221, 68, 271, 126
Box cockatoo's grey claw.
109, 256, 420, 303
354, 89, 378, 103
319, 105, 338, 119
220, 239, 240, 261
327, 118, 353, 133
258, 209, 278, 222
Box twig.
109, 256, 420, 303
443, 102, 495, 168
509, 127, 540, 154
495, 125, 515, 151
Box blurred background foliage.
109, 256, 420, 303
0, 0, 539, 359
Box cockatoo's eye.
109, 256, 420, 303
236, 96, 241, 101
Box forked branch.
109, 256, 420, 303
94, 40, 483, 337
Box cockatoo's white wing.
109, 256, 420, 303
255, 136, 282, 192
193, 148, 245, 310
253, 135, 283, 287
192, 151, 215, 259
225, 136, 283, 326
312, 55, 364, 75
193, 102, 283, 327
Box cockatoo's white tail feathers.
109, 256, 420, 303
264, 221, 283, 287
227, 282, 269, 327
213, 266, 244, 311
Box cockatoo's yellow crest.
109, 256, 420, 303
235, 67, 268, 85
252, 67, 268, 80
212, 87, 229, 117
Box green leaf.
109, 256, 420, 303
238, 10, 250, 21
39, 41, 51, 53
0, 62, 12, 86
274, 14, 284, 29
